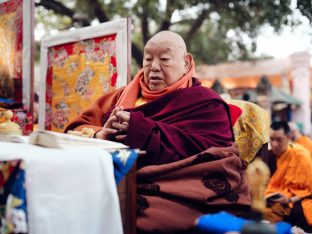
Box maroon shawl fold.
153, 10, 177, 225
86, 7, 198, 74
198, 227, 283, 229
136, 144, 251, 233
122, 81, 234, 168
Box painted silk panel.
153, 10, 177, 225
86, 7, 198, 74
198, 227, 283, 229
46, 34, 118, 132
0, 0, 33, 135
0, 0, 23, 103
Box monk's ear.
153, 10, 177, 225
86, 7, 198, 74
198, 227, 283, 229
184, 53, 192, 71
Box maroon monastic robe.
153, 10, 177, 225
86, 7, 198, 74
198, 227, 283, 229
65, 79, 251, 233
66, 79, 234, 168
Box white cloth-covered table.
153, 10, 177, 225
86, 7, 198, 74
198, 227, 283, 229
0, 142, 123, 234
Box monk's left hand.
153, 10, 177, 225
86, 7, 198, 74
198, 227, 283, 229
112, 110, 130, 141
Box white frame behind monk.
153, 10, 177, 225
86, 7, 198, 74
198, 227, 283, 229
38, 18, 131, 131
22, 0, 34, 114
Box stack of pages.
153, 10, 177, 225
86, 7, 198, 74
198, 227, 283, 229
0, 130, 128, 150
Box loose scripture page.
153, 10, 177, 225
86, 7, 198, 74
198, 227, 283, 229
0, 135, 29, 144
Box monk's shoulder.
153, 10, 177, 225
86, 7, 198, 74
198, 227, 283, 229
291, 144, 312, 163
186, 85, 223, 101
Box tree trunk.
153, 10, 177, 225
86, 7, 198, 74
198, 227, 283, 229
132, 43, 143, 68
184, 8, 211, 48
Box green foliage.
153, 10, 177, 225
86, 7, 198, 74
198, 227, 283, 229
35, 6, 72, 31
35, 0, 308, 66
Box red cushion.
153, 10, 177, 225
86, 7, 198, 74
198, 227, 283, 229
228, 104, 242, 127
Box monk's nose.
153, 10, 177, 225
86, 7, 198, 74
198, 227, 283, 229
150, 59, 161, 71
270, 141, 278, 148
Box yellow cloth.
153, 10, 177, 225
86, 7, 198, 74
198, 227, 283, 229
135, 97, 148, 107
50, 36, 118, 132
227, 100, 270, 163
265, 144, 312, 225
296, 135, 312, 156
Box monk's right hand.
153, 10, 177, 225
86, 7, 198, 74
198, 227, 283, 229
95, 107, 121, 139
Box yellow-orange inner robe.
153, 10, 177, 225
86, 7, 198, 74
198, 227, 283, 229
296, 135, 312, 157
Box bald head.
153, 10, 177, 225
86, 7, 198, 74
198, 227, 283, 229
145, 31, 187, 53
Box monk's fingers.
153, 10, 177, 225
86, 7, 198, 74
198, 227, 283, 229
110, 106, 122, 118
121, 121, 129, 131
115, 134, 127, 141
103, 127, 117, 135
110, 107, 118, 117
116, 111, 130, 122
112, 122, 128, 131
104, 115, 117, 128
95, 128, 117, 139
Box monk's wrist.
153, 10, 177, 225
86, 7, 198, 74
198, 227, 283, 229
94, 130, 104, 139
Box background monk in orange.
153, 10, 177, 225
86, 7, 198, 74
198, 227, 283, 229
65, 31, 250, 233
289, 121, 312, 158
265, 121, 312, 232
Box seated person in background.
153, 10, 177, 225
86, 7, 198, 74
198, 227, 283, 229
65, 31, 251, 233
264, 121, 312, 232
289, 121, 312, 157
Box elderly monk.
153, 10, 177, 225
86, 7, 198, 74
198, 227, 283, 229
264, 121, 312, 232
65, 31, 250, 233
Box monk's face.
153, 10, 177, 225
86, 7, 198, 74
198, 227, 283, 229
270, 129, 289, 156
143, 35, 190, 91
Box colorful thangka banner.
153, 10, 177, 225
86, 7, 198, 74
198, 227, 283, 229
0, 0, 23, 105
45, 34, 118, 132
0, 0, 33, 135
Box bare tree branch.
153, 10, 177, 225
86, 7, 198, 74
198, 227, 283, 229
132, 42, 143, 67
156, 0, 175, 32
89, 0, 109, 23
157, 19, 171, 32
36, 0, 91, 26
297, 0, 312, 23
184, 7, 212, 47
35, 0, 74, 18
141, 1, 150, 44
